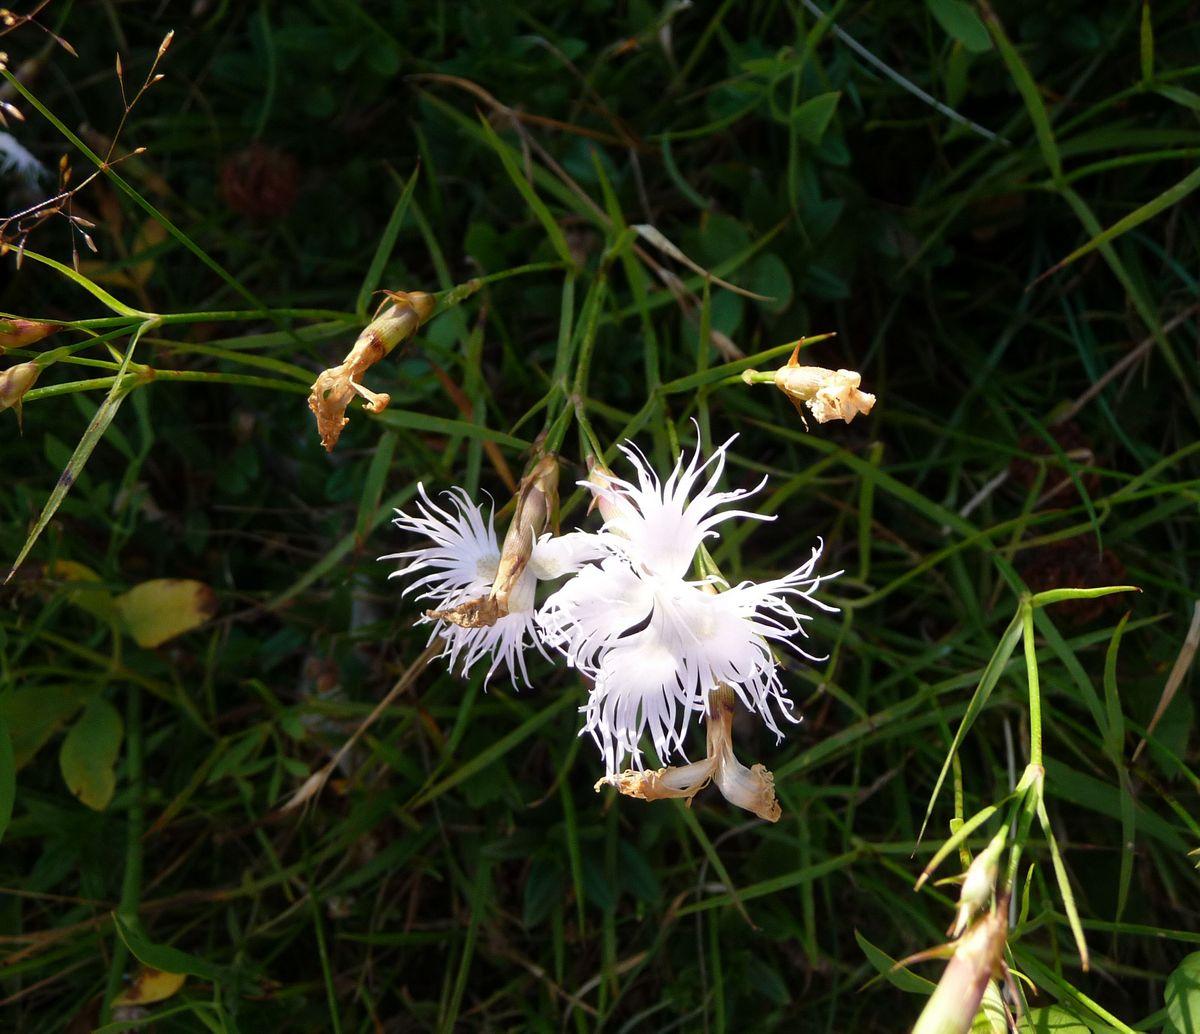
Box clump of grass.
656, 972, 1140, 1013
0, 2, 1198, 1031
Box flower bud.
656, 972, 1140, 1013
0, 360, 39, 420
912, 906, 1009, 1034
742, 343, 875, 426
0, 318, 59, 352
308, 289, 435, 451
585, 455, 632, 531
949, 833, 1005, 937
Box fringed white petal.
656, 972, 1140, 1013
583, 436, 770, 580
540, 438, 839, 773
383, 484, 543, 687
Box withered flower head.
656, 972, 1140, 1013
308, 290, 434, 452
427, 455, 560, 629
742, 342, 875, 426
595, 685, 782, 823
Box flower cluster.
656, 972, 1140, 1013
381, 436, 838, 817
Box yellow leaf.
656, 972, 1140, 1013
46, 560, 117, 622
114, 966, 187, 1006
115, 579, 217, 648
59, 697, 123, 811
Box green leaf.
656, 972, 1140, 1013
48, 560, 118, 623
926, 0, 992, 53
1, 684, 96, 768
617, 840, 662, 903
1035, 795, 1089, 971
1019, 1005, 1091, 1032
791, 91, 841, 146
981, 3, 1062, 180
1139, 1, 1154, 82
854, 931, 935, 994
522, 858, 563, 928
0, 714, 14, 844
1102, 612, 1130, 761
59, 697, 123, 811
16, 249, 150, 318
113, 914, 228, 984
1029, 585, 1139, 608
476, 115, 576, 269
115, 579, 218, 648
915, 801, 1002, 889
1165, 953, 1200, 1034
972, 981, 1008, 1033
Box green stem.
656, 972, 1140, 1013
24, 369, 308, 404
1022, 602, 1043, 768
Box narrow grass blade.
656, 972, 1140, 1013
1039, 165, 1200, 282
476, 114, 576, 268
408, 693, 574, 809
918, 608, 1023, 845
2, 70, 275, 317
1029, 586, 1139, 608
675, 850, 861, 916
1035, 796, 1090, 971
5, 318, 159, 582
18, 249, 150, 318
441, 859, 490, 1033
113, 914, 228, 984
915, 802, 1001, 890
980, 2, 1061, 180
0, 715, 13, 844
854, 930, 935, 993
1102, 612, 1131, 761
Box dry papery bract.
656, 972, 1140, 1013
307, 290, 434, 452
426, 455, 560, 628
596, 687, 782, 823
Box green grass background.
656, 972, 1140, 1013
1, 0, 1198, 1030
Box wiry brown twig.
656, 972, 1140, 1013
0, 24, 174, 269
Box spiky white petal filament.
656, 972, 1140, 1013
381, 484, 541, 686
539, 438, 839, 774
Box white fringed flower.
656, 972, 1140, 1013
382, 484, 600, 686
539, 439, 837, 773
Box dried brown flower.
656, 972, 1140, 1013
742, 342, 875, 426
595, 686, 782, 822
428, 455, 560, 628
308, 290, 434, 451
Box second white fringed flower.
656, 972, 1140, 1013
538, 438, 838, 774
382, 484, 599, 687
